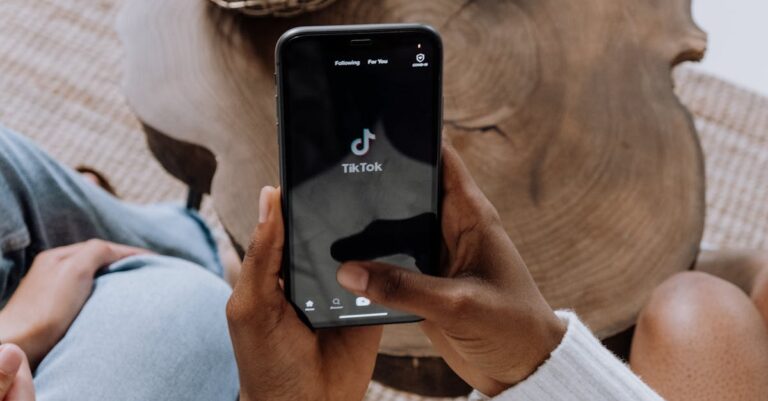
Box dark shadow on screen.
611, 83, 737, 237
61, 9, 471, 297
330, 213, 438, 271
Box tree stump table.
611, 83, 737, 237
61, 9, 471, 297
118, 0, 706, 396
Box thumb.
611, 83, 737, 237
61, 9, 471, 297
0, 344, 23, 397
237, 186, 284, 299
5, 348, 34, 401
337, 261, 468, 323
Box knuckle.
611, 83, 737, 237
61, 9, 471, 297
243, 240, 259, 263
36, 249, 53, 259
226, 292, 284, 330
250, 237, 277, 255
485, 205, 503, 226
245, 234, 281, 261
457, 200, 501, 234
225, 292, 259, 326
377, 269, 408, 303
474, 196, 502, 226
460, 184, 501, 222
84, 239, 110, 254
85, 238, 104, 247
225, 296, 245, 324
34, 251, 53, 265
445, 286, 478, 316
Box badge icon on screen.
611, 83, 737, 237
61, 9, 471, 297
351, 128, 376, 156
416, 53, 425, 63
355, 297, 371, 307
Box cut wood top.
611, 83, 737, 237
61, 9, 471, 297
118, 0, 706, 355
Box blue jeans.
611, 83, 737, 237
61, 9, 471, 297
0, 127, 239, 400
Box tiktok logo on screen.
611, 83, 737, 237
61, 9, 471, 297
351, 128, 376, 156
342, 128, 384, 174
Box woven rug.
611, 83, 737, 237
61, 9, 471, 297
673, 68, 768, 250
0, 0, 766, 400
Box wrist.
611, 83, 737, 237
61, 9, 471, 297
539, 310, 568, 357
521, 309, 567, 379
492, 308, 567, 394
0, 313, 23, 344
0, 313, 45, 365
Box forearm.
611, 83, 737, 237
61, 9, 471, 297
470, 311, 664, 401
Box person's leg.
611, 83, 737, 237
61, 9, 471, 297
0, 126, 223, 300
750, 256, 768, 325
630, 271, 768, 401
695, 249, 768, 326
33, 255, 239, 401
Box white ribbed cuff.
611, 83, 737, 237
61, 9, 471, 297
469, 311, 664, 401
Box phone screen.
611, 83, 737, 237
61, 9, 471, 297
278, 27, 442, 327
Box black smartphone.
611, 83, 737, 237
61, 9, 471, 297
276, 24, 443, 328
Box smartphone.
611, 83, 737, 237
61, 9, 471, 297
276, 24, 443, 328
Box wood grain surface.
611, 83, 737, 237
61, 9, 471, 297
118, 0, 706, 358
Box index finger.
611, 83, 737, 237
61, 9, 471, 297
441, 142, 483, 199
63, 240, 149, 274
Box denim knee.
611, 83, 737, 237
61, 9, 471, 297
34, 255, 238, 401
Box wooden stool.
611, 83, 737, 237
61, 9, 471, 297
117, 0, 706, 396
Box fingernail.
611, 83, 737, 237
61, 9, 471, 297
258, 186, 273, 223
337, 264, 369, 293
0, 345, 21, 376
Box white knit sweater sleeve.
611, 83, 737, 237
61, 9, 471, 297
468, 311, 664, 401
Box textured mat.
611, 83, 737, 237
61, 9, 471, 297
0, 0, 766, 400
673, 68, 768, 250
0, 0, 236, 261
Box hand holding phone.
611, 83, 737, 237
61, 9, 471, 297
337, 145, 567, 396
226, 186, 382, 401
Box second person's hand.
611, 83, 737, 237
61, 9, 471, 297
0, 240, 148, 367
337, 144, 567, 396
